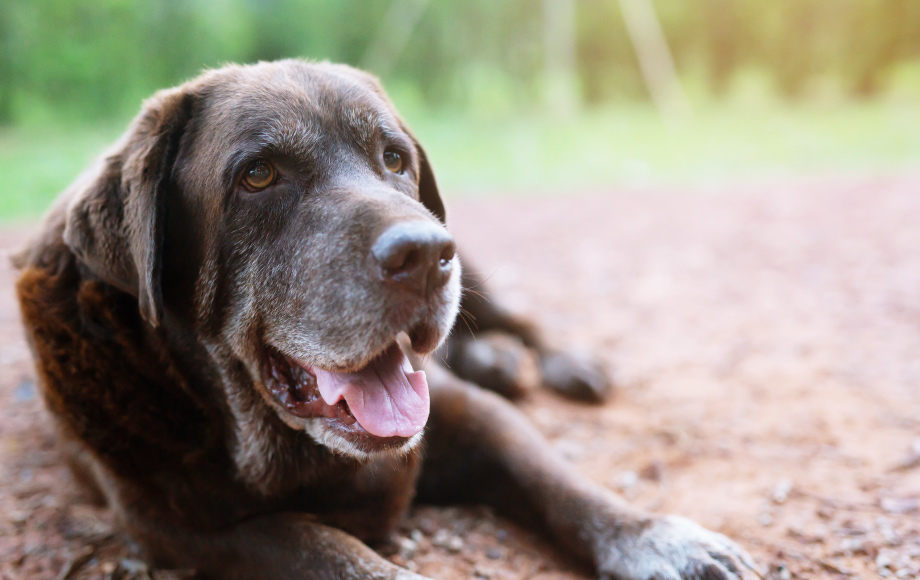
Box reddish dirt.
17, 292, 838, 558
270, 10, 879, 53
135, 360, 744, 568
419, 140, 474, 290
2, 173, 920, 579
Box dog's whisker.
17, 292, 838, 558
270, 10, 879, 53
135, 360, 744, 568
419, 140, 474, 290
457, 309, 478, 339
461, 287, 490, 302
462, 267, 500, 292
458, 306, 478, 324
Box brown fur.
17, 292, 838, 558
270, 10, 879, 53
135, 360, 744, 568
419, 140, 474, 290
18, 265, 213, 476
16, 60, 758, 580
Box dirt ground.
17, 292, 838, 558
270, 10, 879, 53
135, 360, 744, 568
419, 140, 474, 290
1, 173, 919, 580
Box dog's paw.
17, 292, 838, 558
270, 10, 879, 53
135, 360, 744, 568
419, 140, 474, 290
598, 515, 761, 580
540, 348, 613, 403
446, 332, 540, 399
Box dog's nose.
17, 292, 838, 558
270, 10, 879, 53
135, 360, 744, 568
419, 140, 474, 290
372, 221, 456, 295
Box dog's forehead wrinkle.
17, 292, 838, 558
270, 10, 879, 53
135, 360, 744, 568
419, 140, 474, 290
190, 66, 404, 195
295, 72, 398, 154
339, 106, 386, 148
254, 116, 320, 160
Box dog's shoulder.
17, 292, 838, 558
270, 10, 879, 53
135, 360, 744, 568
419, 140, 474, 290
16, 226, 217, 481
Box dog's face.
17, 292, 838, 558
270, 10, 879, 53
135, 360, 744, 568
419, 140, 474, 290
62, 61, 461, 468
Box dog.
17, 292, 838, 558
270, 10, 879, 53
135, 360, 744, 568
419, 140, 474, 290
14, 60, 758, 580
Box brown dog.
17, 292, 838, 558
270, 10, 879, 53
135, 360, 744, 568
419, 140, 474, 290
14, 60, 758, 580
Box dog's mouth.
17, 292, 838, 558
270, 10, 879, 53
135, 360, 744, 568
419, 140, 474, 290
262, 342, 429, 441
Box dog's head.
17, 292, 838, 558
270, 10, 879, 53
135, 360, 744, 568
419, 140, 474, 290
61, 60, 461, 469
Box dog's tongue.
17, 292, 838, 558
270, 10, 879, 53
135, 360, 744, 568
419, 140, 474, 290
313, 345, 429, 438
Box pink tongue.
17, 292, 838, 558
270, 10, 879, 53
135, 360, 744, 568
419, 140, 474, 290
313, 345, 429, 438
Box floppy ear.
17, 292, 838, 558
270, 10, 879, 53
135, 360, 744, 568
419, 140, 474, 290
411, 138, 447, 224
63, 87, 194, 328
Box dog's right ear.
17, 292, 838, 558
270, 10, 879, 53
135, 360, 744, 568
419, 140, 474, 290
413, 141, 447, 224
63, 86, 194, 328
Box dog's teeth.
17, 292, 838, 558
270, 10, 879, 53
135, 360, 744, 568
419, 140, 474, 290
291, 364, 312, 385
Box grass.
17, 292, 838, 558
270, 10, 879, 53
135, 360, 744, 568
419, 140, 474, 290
407, 100, 920, 194
1, 100, 918, 222
0, 126, 120, 220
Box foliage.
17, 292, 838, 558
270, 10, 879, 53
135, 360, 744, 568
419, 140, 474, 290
1, 0, 919, 126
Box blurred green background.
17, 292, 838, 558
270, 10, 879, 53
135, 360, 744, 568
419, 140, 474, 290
1, 0, 919, 221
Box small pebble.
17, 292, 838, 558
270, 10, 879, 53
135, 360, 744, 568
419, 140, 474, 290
876, 517, 899, 544
432, 529, 451, 547
486, 547, 502, 560
881, 497, 919, 514
772, 478, 793, 504
13, 379, 36, 403
398, 537, 418, 557
9, 510, 28, 525
617, 471, 639, 491
432, 529, 464, 552
839, 537, 866, 555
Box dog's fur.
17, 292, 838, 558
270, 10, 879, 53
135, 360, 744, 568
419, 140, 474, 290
15, 60, 758, 580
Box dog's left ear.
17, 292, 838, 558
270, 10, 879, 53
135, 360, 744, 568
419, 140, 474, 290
410, 137, 446, 224
392, 116, 445, 224
63, 86, 194, 328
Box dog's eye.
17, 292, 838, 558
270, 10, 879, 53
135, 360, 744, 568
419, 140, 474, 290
383, 150, 404, 174
242, 161, 276, 191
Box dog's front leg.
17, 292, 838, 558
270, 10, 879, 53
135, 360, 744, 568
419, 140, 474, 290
418, 365, 761, 580
445, 260, 612, 402
134, 513, 430, 580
